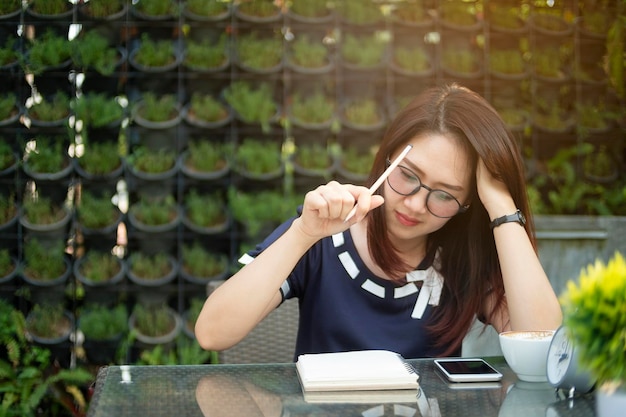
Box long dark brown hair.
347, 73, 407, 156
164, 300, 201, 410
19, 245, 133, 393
366, 84, 536, 356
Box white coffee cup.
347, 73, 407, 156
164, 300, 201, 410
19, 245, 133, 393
499, 330, 555, 382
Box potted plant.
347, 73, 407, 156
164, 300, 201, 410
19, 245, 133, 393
0, 37, 20, 71
78, 0, 127, 19
27, 0, 72, 17
74, 250, 125, 288
79, 303, 127, 364
337, 145, 376, 182
74, 91, 125, 129
292, 142, 334, 178
183, 34, 229, 72
235, 0, 281, 23
25, 92, 71, 127
341, 98, 386, 131
440, 0, 482, 29
183, 92, 232, 128
24, 302, 74, 368
180, 241, 229, 284
0, 248, 18, 285
390, 44, 433, 76
183, 189, 229, 234
287, 0, 333, 22
289, 89, 336, 130
183, 0, 231, 21
336, 0, 384, 26
133, 92, 182, 127
287, 33, 332, 73
76, 190, 122, 232
131, 0, 178, 19
441, 44, 483, 78
129, 33, 179, 72
223, 81, 278, 133
19, 194, 72, 241
389, 1, 432, 27
180, 139, 230, 179
560, 251, 626, 416
0, 140, 18, 174
0, 299, 92, 416
22, 135, 72, 181
128, 145, 177, 175
127, 146, 178, 198
0, 193, 18, 232
23, 29, 72, 75
129, 302, 182, 352
235, 31, 283, 73
234, 137, 283, 179
0, 92, 20, 128
75, 141, 124, 182
340, 32, 386, 70
182, 297, 205, 338
72, 29, 123, 76
128, 194, 180, 232
21, 238, 69, 286
0, 0, 21, 18
489, 47, 527, 78
127, 251, 178, 287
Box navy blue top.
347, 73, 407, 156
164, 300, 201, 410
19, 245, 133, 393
244, 215, 458, 360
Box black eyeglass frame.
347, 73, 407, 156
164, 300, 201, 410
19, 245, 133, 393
385, 159, 470, 218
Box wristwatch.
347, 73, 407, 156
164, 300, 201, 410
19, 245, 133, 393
490, 209, 526, 229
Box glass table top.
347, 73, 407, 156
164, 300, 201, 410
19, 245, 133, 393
87, 358, 596, 417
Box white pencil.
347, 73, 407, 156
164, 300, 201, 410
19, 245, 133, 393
343, 144, 413, 222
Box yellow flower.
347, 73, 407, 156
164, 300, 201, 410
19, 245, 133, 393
560, 251, 626, 386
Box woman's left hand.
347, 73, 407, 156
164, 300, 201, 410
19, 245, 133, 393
476, 159, 516, 219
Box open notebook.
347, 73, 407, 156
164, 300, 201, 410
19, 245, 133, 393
296, 350, 420, 392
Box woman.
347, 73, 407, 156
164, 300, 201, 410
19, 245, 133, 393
195, 84, 562, 358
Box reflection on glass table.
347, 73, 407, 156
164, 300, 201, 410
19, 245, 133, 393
87, 359, 596, 417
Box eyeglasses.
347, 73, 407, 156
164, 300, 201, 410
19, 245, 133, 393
385, 160, 468, 218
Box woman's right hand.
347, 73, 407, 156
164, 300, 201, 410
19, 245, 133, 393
294, 181, 384, 241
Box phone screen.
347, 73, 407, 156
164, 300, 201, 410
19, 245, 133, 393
434, 359, 503, 382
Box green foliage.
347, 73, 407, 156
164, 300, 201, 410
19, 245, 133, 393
289, 0, 329, 18
442, 46, 480, 74
80, 303, 127, 340
0, 193, 16, 225
74, 92, 124, 128
77, 250, 122, 283
184, 35, 228, 69
181, 241, 228, 278
187, 92, 229, 122
237, 0, 280, 17
606, 14, 625, 98
392, 1, 428, 23
236, 32, 282, 70
130, 195, 178, 226
343, 98, 381, 126
25, 29, 72, 74
394, 45, 431, 73
336, 0, 383, 25
341, 145, 376, 175
78, 191, 118, 229
22, 194, 67, 225
29, 0, 70, 15
133, 33, 176, 67
28, 92, 70, 122
0, 299, 92, 417
81, 0, 125, 17
228, 188, 301, 237
223, 81, 277, 132
440, 0, 477, 26
184, 139, 230, 172
0, 249, 15, 276
129, 145, 176, 173
77, 141, 123, 175
235, 138, 282, 175
25, 303, 70, 339
561, 251, 626, 386
295, 143, 332, 171
185, 189, 227, 228
489, 48, 526, 74
341, 33, 385, 67
185, 0, 229, 17
0, 38, 19, 68
24, 136, 67, 174
136, 336, 212, 365
131, 303, 176, 337
0, 93, 17, 120
0, 0, 21, 15
23, 239, 67, 281
290, 89, 335, 125
186, 298, 204, 329
134, 0, 178, 17
135, 92, 178, 122
129, 252, 173, 279
290, 34, 328, 68
72, 29, 119, 75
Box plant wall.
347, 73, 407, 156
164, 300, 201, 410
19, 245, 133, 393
0, 0, 624, 368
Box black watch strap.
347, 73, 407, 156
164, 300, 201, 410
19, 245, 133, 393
490, 209, 526, 229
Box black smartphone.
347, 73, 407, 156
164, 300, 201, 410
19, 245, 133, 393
433, 358, 503, 383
